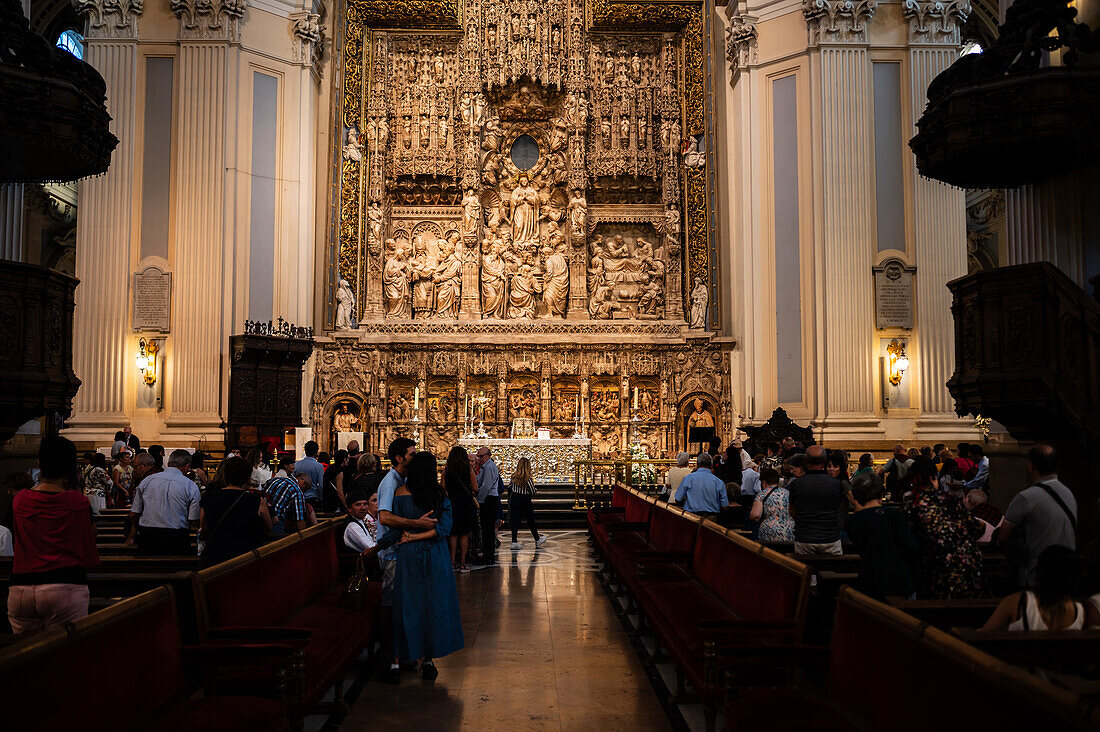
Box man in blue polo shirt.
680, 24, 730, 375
294, 441, 326, 509
675, 452, 729, 516
376, 437, 435, 683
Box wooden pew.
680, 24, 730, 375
952, 628, 1100, 675
886, 596, 1001, 630
0, 585, 294, 731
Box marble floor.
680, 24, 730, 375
335, 530, 673, 731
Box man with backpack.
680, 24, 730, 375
877, 444, 912, 500
999, 444, 1077, 588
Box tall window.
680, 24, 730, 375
56, 30, 84, 60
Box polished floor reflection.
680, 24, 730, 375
341, 530, 671, 731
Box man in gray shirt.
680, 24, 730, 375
475, 447, 501, 565
126, 449, 201, 556
1000, 444, 1077, 588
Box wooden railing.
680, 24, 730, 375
573, 458, 676, 509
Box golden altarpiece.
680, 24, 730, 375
312, 0, 732, 457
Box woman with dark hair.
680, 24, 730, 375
905, 458, 985, 598
110, 449, 134, 507
392, 451, 463, 680
826, 449, 854, 534
982, 545, 1085, 631
246, 448, 271, 490
199, 456, 272, 568
8, 436, 99, 635
323, 449, 350, 512
443, 446, 478, 572
853, 453, 874, 477
189, 451, 209, 488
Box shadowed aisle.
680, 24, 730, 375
339, 530, 672, 731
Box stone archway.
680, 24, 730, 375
318, 391, 368, 454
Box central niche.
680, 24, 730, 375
510, 134, 540, 170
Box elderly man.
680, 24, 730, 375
665, 452, 692, 499
674, 452, 728, 516
788, 445, 846, 555
475, 447, 502, 564
126, 449, 200, 555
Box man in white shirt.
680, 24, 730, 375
731, 439, 752, 470
338, 490, 378, 555
126, 449, 201, 556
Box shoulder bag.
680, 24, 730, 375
341, 554, 371, 611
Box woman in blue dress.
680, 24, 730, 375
393, 451, 464, 680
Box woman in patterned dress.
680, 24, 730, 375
904, 458, 985, 599
750, 467, 795, 543
110, 449, 134, 507
81, 452, 112, 512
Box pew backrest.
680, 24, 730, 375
692, 522, 810, 629
0, 585, 184, 732
647, 504, 701, 553
193, 522, 340, 636
623, 489, 654, 524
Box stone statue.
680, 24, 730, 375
433, 236, 462, 318
690, 277, 708, 329
540, 242, 569, 318
668, 118, 681, 157
461, 189, 481, 236
333, 403, 359, 433
508, 263, 542, 319
549, 116, 568, 152
619, 116, 631, 146
335, 278, 357, 329
600, 119, 611, 149
433, 53, 445, 83
631, 52, 642, 81
687, 397, 714, 430
383, 245, 411, 318
664, 207, 681, 252
367, 201, 384, 248
567, 190, 587, 239
438, 116, 449, 147
481, 239, 508, 319
638, 274, 664, 316
589, 281, 614, 319
473, 94, 486, 126
342, 126, 363, 162
410, 237, 437, 318
483, 115, 502, 151
634, 236, 654, 260
509, 174, 541, 247
459, 93, 472, 126
684, 134, 705, 168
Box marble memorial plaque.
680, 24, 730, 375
132, 266, 172, 332
873, 258, 915, 330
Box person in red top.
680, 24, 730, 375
7, 436, 100, 636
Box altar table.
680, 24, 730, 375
457, 437, 592, 484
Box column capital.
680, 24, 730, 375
724, 14, 758, 85
903, 0, 970, 45
290, 11, 325, 72
73, 0, 143, 40
803, 0, 877, 46
170, 0, 246, 42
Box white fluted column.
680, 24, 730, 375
805, 2, 881, 436
906, 2, 972, 435
164, 39, 228, 430
0, 184, 24, 261
1004, 174, 1089, 287
66, 4, 142, 439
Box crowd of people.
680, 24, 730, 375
669, 438, 1100, 630
1, 431, 553, 678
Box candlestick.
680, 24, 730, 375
633, 387, 638, 410
414, 386, 419, 412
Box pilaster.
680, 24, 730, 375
0, 185, 24, 261
805, 0, 881, 435
66, 0, 143, 438
164, 0, 240, 431
905, 1, 971, 432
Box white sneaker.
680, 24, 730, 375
536, 535, 548, 547
510, 542, 522, 550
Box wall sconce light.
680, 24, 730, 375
886, 339, 910, 387
136, 338, 159, 386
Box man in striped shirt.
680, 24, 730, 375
263, 473, 315, 534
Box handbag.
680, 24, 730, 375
341, 555, 371, 611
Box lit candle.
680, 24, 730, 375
633, 387, 638, 410
414, 387, 419, 412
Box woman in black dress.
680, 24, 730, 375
442, 446, 478, 572
199, 457, 272, 568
